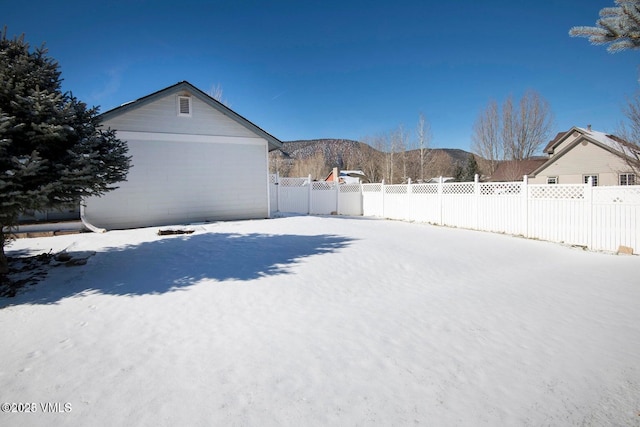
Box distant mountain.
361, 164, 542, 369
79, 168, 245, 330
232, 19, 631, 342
273, 139, 478, 180
280, 139, 365, 161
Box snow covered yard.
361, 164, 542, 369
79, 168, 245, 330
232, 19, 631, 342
1, 215, 639, 427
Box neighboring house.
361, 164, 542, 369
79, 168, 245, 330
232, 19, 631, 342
528, 126, 639, 186
82, 81, 283, 230
489, 158, 547, 182
325, 168, 367, 184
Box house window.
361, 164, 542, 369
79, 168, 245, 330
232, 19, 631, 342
547, 177, 558, 184
583, 175, 598, 186
177, 96, 192, 116
619, 173, 636, 186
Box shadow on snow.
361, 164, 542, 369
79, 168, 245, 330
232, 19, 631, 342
0, 231, 355, 307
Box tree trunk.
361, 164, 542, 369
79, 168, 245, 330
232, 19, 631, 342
0, 230, 8, 275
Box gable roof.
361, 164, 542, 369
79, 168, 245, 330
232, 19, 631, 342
531, 126, 639, 177
99, 81, 283, 151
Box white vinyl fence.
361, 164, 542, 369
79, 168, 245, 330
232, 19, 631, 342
269, 174, 640, 254
271, 174, 363, 216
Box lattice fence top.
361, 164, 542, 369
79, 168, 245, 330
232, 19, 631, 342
529, 185, 584, 199
312, 181, 336, 191
412, 184, 438, 195
442, 182, 474, 195
362, 184, 382, 192
279, 177, 309, 187
340, 183, 361, 193
384, 185, 408, 194
269, 174, 277, 184
480, 182, 522, 196
593, 186, 640, 204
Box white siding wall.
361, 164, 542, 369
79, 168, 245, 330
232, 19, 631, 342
549, 131, 580, 156
84, 133, 268, 229
104, 93, 256, 138
83, 87, 274, 230
530, 141, 632, 185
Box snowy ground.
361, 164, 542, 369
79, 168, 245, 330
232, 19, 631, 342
1, 215, 639, 426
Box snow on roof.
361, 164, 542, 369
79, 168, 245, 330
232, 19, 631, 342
577, 127, 638, 159
339, 170, 365, 176
338, 170, 366, 183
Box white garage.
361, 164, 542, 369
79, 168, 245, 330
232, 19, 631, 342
82, 81, 283, 230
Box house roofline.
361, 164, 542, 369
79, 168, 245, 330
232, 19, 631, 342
530, 127, 636, 177
99, 81, 283, 151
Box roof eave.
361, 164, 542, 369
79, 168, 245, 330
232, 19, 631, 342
99, 81, 284, 152
530, 131, 633, 177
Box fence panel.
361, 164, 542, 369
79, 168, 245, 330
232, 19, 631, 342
278, 187, 308, 214
441, 182, 475, 228
383, 185, 410, 220
339, 184, 363, 216
527, 185, 588, 246
271, 174, 639, 253
591, 186, 640, 252
477, 182, 525, 235
410, 184, 440, 223
362, 184, 383, 217
278, 177, 310, 214
310, 181, 337, 215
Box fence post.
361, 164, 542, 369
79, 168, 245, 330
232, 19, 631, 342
335, 178, 340, 215
381, 179, 386, 218
473, 174, 479, 230
308, 174, 312, 215
522, 175, 529, 238
586, 176, 593, 249
438, 176, 444, 225
275, 172, 280, 214
359, 181, 364, 216
407, 178, 413, 221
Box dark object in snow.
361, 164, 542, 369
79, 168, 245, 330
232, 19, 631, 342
0, 251, 95, 298
158, 229, 195, 236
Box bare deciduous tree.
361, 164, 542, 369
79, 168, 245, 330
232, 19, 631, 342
616, 92, 640, 176
208, 83, 230, 107
508, 91, 554, 160
472, 99, 501, 174
360, 135, 385, 183
473, 90, 554, 175
289, 150, 328, 181
377, 126, 411, 184
269, 150, 292, 176
416, 113, 433, 182
394, 125, 410, 183
340, 142, 365, 171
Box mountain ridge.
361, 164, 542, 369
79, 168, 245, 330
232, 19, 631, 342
270, 138, 479, 182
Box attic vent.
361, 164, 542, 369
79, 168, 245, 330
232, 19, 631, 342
178, 96, 191, 116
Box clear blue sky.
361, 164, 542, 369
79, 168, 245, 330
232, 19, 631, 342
4, 0, 639, 151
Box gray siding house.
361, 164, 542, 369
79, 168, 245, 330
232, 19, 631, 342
82, 81, 283, 230
528, 126, 638, 186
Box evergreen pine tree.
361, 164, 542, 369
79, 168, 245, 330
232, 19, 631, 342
454, 155, 480, 182
464, 155, 480, 181
0, 28, 131, 274
570, 0, 640, 52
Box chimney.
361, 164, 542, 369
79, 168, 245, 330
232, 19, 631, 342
587, 124, 592, 131
333, 167, 339, 182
